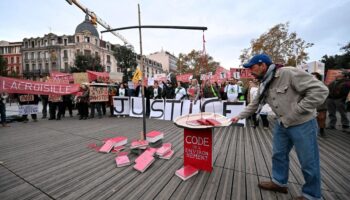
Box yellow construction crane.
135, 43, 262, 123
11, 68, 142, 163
65, 0, 133, 49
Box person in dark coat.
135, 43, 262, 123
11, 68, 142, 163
162, 80, 175, 99
149, 81, 163, 99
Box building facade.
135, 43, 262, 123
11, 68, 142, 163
0, 41, 22, 76
147, 49, 178, 73
21, 14, 119, 80
137, 56, 163, 78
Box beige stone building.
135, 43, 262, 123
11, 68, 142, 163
21, 14, 119, 80
147, 49, 178, 73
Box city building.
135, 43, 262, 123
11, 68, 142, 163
137, 56, 163, 78
147, 49, 178, 73
21, 14, 119, 80
0, 41, 22, 76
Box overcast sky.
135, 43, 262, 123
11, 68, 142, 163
1, 0, 349, 68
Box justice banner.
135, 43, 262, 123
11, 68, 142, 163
0, 76, 80, 95
113, 97, 246, 124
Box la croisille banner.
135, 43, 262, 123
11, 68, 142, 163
0, 76, 80, 95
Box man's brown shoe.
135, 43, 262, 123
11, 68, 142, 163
294, 197, 307, 200
258, 181, 288, 193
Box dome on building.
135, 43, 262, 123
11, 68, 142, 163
75, 14, 99, 38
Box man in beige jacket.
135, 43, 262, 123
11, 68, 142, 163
231, 54, 328, 200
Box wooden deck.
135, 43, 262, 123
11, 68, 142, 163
0, 115, 349, 200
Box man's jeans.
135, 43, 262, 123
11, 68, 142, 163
272, 119, 321, 200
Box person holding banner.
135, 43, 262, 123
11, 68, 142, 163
77, 84, 89, 120
231, 54, 329, 200
149, 81, 162, 99
0, 92, 10, 127
175, 81, 187, 100
16, 94, 39, 123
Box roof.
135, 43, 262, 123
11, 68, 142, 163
75, 14, 99, 38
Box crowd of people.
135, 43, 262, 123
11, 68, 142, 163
1, 67, 349, 134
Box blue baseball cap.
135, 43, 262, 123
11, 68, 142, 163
243, 54, 273, 68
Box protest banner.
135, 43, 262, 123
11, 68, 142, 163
18, 105, 39, 115
129, 97, 145, 117
150, 99, 165, 119
87, 70, 109, 82
176, 73, 193, 83
113, 97, 130, 115
230, 68, 254, 79
50, 71, 74, 82
154, 73, 167, 83
19, 94, 34, 102
109, 72, 123, 82
201, 98, 223, 114
147, 78, 155, 86
113, 97, 246, 122
73, 73, 89, 84
182, 100, 201, 116
48, 94, 63, 102
89, 86, 109, 102
164, 99, 182, 121
223, 101, 246, 125
0, 76, 80, 95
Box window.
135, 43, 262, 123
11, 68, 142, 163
45, 63, 49, 71
31, 52, 35, 59
39, 63, 42, 71
45, 51, 49, 59
25, 52, 28, 59
25, 64, 30, 71
38, 51, 41, 59
76, 36, 80, 43
84, 49, 91, 55
64, 39, 67, 46
31, 41, 35, 48
44, 40, 48, 46
106, 66, 110, 72
17, 57, 20, 63
63, 50, 68, 58
107, 55, 111, 63
51, 39, 55, 45
32, 64, 36, 70
11, 57, 14, 64
64, 62, 69, 71
84, 36, 90, 43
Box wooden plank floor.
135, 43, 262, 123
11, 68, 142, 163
0, 114, 349, 200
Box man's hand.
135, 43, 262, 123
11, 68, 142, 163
231, 117, 240, 123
